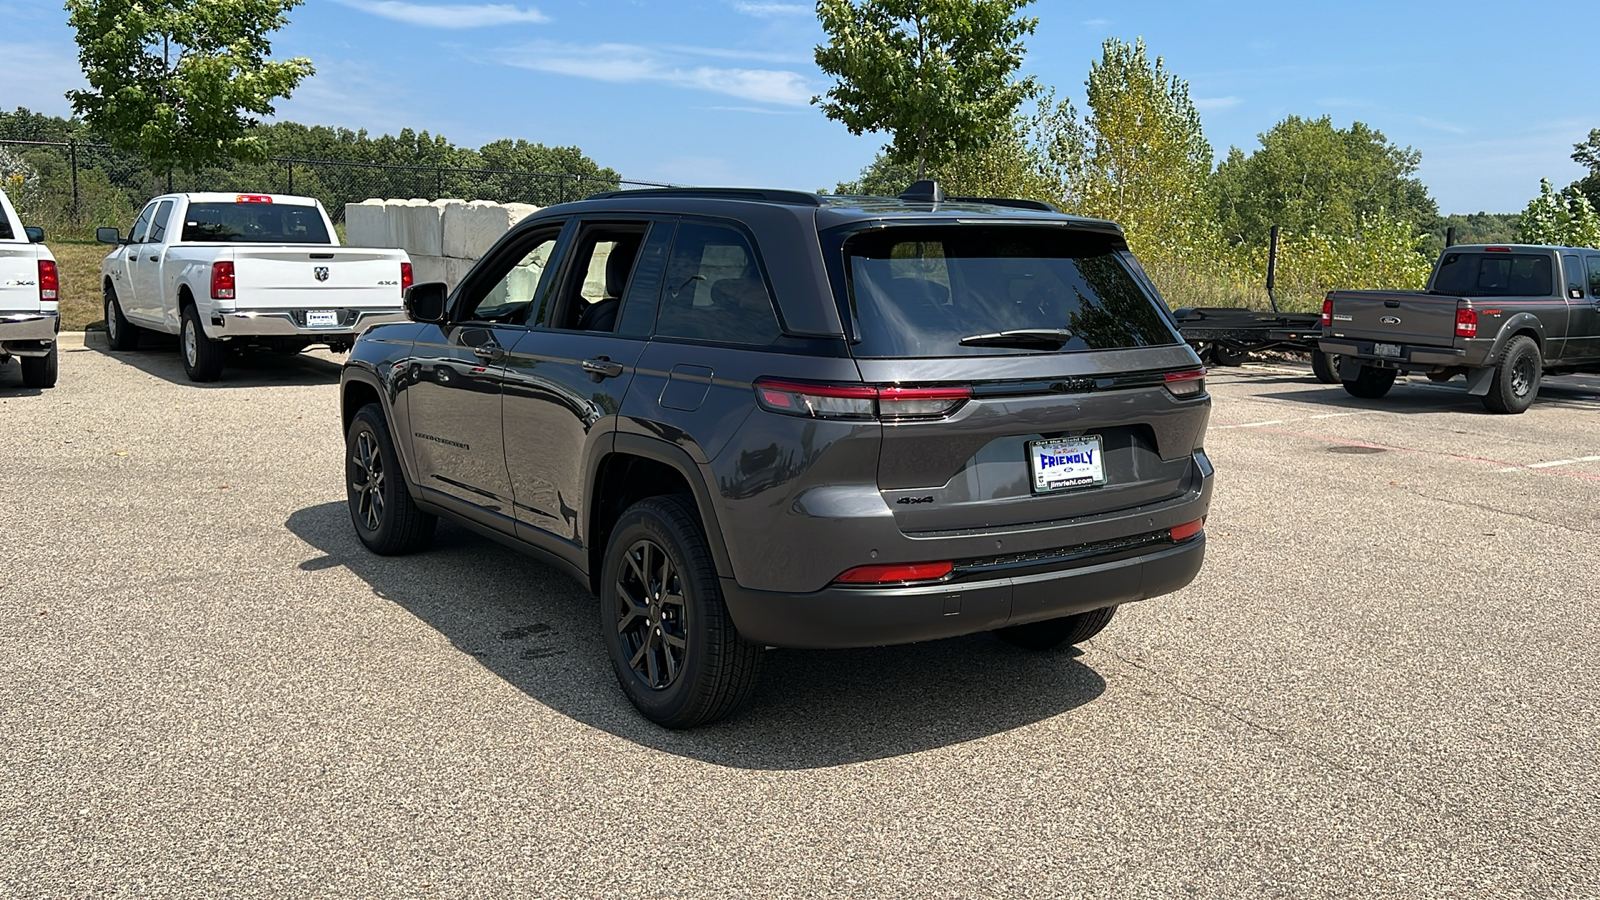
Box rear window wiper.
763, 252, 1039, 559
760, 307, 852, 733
958, 328, 1076, 348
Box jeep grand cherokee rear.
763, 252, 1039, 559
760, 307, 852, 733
341, 186, 1212, 728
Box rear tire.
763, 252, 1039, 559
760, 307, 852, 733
346, 403, 436, 555
1310, 350, 1341, 384
600, 495, 763, 728
996, 606, 1118, 651
1209, 344, 1248, 367
19, 346, 57, 388
180, 303, 225, 382
1482, 335, 1540, 414
1341, 365, 1396, 399
105, 287, 140, 351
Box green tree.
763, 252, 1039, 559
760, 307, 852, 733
65, 0, 314, 173
1569, 128, 1600, 210
1212, 115, 1436, 247
814, 0, 1037, 180
1518, 178, 1600, 249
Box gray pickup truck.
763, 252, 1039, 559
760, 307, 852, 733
1319, 244, 1600, 413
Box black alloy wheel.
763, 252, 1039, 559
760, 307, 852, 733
351, 428, 386, 532
345, 403, 436, 554
614, 538, 689, 690
1484, 335, 1541, 414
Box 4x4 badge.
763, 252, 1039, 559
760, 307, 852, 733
313, 266, 330, 282
897, 496, 934, 504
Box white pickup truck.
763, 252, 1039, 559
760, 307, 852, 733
0, 187, 59, 389
97, 192, 411, 381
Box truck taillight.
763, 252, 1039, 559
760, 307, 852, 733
38, 259, 58, 301
401, 262, 413, 292
211, 261, 236, 300
753, 378, 970, 421
1321, 298, 1332, 327
1454, 307, 1478, 338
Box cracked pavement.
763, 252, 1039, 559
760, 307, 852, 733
2, 337, 1597, 898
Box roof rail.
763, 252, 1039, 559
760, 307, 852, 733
947, 196, 1060, 213
898, 180, 946, 203
582, 187, 823, 206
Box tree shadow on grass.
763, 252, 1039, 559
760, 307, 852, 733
285, 501, 1108, 770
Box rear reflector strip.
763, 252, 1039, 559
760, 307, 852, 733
834, 561, 954, 585
1170, 519, 1204, 542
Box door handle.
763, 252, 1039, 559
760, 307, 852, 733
581, 357, 624, 379
470, 344, 505, 362
147, 255, 159, 262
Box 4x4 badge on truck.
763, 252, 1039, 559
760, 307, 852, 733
313, 266, 330, 282
1380, 315, 1401, 325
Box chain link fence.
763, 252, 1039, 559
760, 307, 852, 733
0, 138, 674, 238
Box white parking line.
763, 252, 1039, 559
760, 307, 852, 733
1211, 420, 1283, 430
1308, 413, 1357, 419
1496, 455, 1600, 473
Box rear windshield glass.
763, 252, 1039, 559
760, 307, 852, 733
1433, 252, 1553, 297
180, 202, 331, 244
838, 226, 1179, 357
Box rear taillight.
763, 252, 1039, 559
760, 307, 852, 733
1454, 307, 1478, 338
37, 259, 58, 301
1320, 298, 1332, 327
210, 261, 235, 300
1163, 369, 1206, 398
1170, 518, 1204, 542
834, 561, 954, 585
753, 378, 970, 421
400, 262, 413, 292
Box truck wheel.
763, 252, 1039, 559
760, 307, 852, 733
1341, 365, 1396, 399
1210, 344, 1248, 367
995, 606, 1118, 650
180, 304, 225, 382
105, 287, 140, 351
600, 495, 763, 728
1310, 351, 1341, 384
346, 403, 436, 555
19, 346, 58, 389
1483, 335, 1541, 414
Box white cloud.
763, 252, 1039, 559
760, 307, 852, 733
1193, 96, 1242, 112
1083, 18, 1111, 26
333, 0, 548, 29
497, 42, 812, 107
732, 2, 811, 16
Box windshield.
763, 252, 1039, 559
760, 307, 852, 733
180, 202, 332, 244
1433, 252, 1553, 297
837, 226, 1180, 357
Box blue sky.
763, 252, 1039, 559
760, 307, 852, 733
2, 0, 1593, 213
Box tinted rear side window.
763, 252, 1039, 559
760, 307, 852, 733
181, 202, 331, 244
839, 226, 1179, 357
1434, 252, 1553, 297
655, 221, 782, 345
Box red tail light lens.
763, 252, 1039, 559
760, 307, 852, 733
1163, 369, 1206, 397
835, 561, 954, 584
235, 194, 273, 204
37, 259, 59, 301
400, 262, 413, 292
754, 378, 970, 421
1320, 298, 1332, 327
1170, 518, 1204, 542
1454, 307, 1478, 338
210, 261, 236, 300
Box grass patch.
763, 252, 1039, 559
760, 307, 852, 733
49, 240, 110, 331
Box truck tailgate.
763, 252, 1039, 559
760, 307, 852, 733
230, 248, 406, 309
1325, 290, 1460, 348
0, 242, 42, 314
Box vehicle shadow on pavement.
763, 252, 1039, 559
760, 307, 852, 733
1253, 379, 1600, 414
0, 359, 44, 395
286, 501, 1108, 769
91, 337, 343, 388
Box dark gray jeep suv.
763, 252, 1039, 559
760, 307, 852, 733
339, 182, 1214, 727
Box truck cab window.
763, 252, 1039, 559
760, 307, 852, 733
148, 201, 175, 244
129, 203, 158, 243
1587, 255, 1600, 298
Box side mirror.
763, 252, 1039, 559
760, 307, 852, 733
96, 227, 124, 245
404, 281, 450, 324
24, 226, 45, 244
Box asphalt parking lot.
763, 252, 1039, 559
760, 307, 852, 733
3, 336, 1598, 898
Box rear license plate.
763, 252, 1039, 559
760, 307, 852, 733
306, 309, 339, 328
1029, 435, 1106, 493
1373, 342, 1402, 358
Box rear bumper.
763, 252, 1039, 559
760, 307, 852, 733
1319, 338, 1476, 368
0, 311, 59, 355
205, 307, 406, 340
721, 535, 1204, 649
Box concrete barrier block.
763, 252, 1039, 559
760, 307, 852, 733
445, 256, 477, 289
444, 200, 513, 260
394, 198, 443, 258
343, 199, 387, 247
409, 253, 448, 288
506, 203, 539, 228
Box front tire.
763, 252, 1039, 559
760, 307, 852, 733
1342, 364, 1396, 399
1483, 335, 1540, 414
105, 287, 140, 351
345, 403, 436, 555
996, 606, 1118, 651
19, 346, 58, 388
180, 304, 225, 382
600, 495, 762, 728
